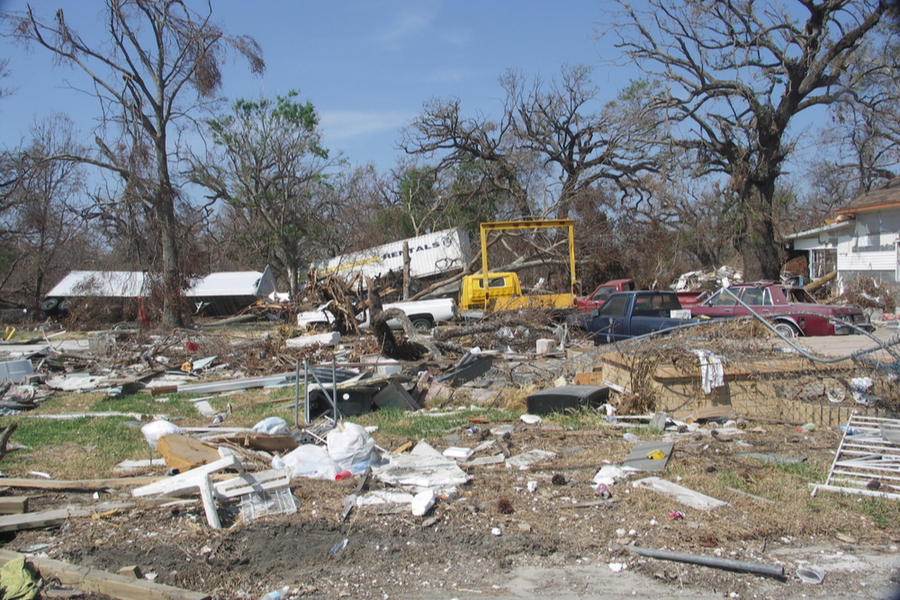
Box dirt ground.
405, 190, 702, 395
6, 420, 900, 600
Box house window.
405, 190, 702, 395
810, 249, 836, 279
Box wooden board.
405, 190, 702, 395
0, 476, 162, 491
156, 435, 221, 472
0, 502, 135, 533
0, 550, 210, 600
0, 495, 28, 514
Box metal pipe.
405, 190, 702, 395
332, 356, 338, 422
303, 359, 310, 426
629, 546, 785, 579
294, 358, 300, 428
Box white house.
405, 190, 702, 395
785, 178, 900, 285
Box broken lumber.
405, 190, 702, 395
0, 476, 162, 491
0, 502, 137, 533
156, 434, 221, 472
629, 546, 785, 579
0, 495, 28, 514
0, 550, 210, 600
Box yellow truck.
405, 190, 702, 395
459, 219, 577, 313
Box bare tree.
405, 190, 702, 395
0, 117, 96, 308
608, 0, 891, 280
7, 0, 264, 327
399, 65, 663, 222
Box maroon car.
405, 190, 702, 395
689, 281, 874, 337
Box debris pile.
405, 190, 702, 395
0, 301, 898, 598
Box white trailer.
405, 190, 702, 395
311, 228, 471, 284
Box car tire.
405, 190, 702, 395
41, 298, 60, 314
410, 317, 433, 332
773, 322, 800, 338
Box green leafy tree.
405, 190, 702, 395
192, 92, 340, 294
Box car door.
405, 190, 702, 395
587, 294, 630, 343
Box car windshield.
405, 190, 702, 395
706, 289, 737, 307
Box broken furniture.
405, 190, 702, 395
132, 454, 243, 529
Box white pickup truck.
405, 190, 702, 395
297, 298, 457, 332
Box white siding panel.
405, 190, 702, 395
839, 250, 896, 271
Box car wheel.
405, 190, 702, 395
41, 298, 60, 314
773, 322, 800, 338
411, 317, 433, 332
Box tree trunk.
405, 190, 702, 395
402, 241, 411, 300
287, 265, 297, 297
159, 198, 183, 329
738, 202, 782, 281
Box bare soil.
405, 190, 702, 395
7, 422, 900, 600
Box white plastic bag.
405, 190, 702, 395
140, 420, 184, 450
252, 416, 290, 436
326, 422, 382, 473
280, 444, 342, 480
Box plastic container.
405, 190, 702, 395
259, 586, 290, 600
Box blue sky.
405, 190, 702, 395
0, 0, 630, 171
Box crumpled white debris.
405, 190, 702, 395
693, 350, 725, 394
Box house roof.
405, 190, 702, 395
783, 219, 854, 241
835, 177, 900, 215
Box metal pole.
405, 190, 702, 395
303, 359, 310, 426
294, 358, 300, 428
629, 546, 785, 579
332, 356, 338, 422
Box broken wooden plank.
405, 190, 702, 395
156, 435, 221, 472
0, 507, 92, 533
0, 502, 137, 533
0, 495, 28, 514
0, 476, 162, 491
632, 477, 729, 510
0, 550, 210, 600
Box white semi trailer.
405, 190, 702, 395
310, 227, 471, 284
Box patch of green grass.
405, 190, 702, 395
712, 470, 745, 491
94, 391, 197, 418
772, 460, 825, 482
0, 416, 151, 478
860, 497, 898, 530
353, 407, 519, 439
544, 407, 608, 429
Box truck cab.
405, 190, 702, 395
459, 272, 521, 311
578, 291, 696, 344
